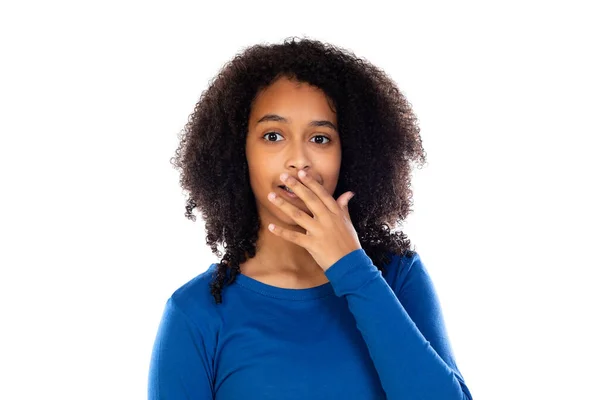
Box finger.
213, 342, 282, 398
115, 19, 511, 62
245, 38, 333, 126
280, 173, 329, 217
268, 191, 318, 231
268, 223, 310, 249
286, 171, 339, 214
337, 191, 355, 219
339, 191, 355, 210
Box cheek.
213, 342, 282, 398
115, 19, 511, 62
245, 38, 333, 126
246, 159, 264, 182
324, 170, 341, 194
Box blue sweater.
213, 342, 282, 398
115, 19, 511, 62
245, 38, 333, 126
148, 249, 473, 399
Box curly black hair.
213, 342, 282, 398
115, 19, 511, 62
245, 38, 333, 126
170, 36, 428, 305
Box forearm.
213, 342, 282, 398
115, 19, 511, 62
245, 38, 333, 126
325, 249, 472, 399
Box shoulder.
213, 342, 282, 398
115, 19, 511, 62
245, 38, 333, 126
381, 249, 426, 293
166, 263, 222, 328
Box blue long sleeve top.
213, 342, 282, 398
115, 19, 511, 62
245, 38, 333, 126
148, 248, 473, 399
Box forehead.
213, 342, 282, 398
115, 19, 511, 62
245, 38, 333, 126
250, 77, 337, 122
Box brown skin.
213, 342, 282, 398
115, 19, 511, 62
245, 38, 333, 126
240, 76, 342, 288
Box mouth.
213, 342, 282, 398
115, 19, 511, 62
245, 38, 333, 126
278, 185, 299, 198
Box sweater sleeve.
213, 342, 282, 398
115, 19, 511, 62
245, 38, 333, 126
148, 297, 214, 399
324, 249, 473, 400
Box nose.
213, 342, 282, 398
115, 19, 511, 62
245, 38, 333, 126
285, 141, 311, 172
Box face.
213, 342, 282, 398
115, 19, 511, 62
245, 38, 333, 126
245, 76, 342, 228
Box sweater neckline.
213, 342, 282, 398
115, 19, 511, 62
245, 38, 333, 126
213, 264, 335, 300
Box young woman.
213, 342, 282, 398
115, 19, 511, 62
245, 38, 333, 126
148, 37, 473, 400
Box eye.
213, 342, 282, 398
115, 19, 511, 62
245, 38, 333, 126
262, 132, 283, 142
310, 135, 331, 144
262, 132, 331, 144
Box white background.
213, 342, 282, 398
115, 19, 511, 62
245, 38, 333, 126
1, 1, 598, 399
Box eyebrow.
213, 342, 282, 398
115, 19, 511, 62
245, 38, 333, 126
255, 114, 338, 132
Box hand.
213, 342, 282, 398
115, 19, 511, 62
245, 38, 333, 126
267, 169, 362, 272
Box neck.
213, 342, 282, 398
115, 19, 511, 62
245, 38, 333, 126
241, 223, 324, 279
